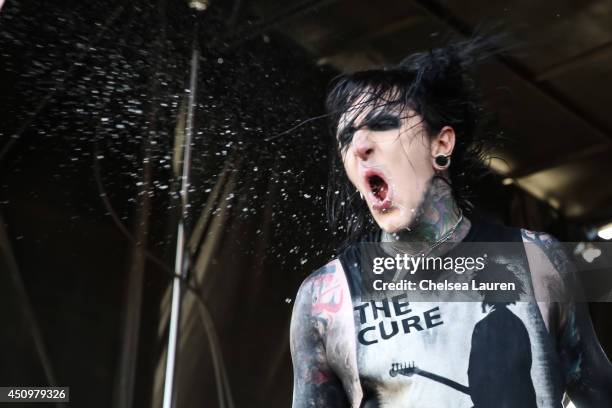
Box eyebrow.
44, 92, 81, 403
363, 106, 401, 122
336, 106, 401, 140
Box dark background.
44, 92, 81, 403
1, 1, 611, 407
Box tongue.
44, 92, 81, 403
376, 183, 388, 201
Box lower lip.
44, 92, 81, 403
369, 189, 393, 212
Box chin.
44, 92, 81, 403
372, 208, 413, 234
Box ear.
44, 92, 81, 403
430, 126, 456, 157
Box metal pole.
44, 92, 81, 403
162, 43, 199, 408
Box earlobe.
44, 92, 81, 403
433, 154, 451, 170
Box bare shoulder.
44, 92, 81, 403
520, 229, 558, 247
520, 229, 573, 278
292, 259, 351, 337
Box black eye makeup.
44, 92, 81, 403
337, 125, 357, 149
363, 113, 401, 132
336, 110, 402, 151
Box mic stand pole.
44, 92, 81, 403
161, 38, 199, 408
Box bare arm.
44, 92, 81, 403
290, 262, 350, 408
523, 230, 612, 407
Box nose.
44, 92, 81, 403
352, 130, 374, 161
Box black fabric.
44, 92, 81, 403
468, 305, 538, 408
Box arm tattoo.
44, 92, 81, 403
521, 230, 572, 277
310, 263, 344, 332
521, 230, 585, 388
290, 262, 349, 407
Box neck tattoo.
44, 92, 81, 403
381, 177, 470, 256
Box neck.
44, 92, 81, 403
381, 177, 470, 250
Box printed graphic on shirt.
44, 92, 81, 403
345, 246, 563, 408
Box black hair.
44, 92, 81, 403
325, 36, 504, 248
474, 260, 526, 312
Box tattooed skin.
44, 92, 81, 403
291, 178, 474, 407
290, 261, 362, 408
522, 230, 612, 406
522, 230, 574, 280
381, 176, 471, 255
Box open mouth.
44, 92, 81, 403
369, 174, 388, 201
364, 168, 393, 211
